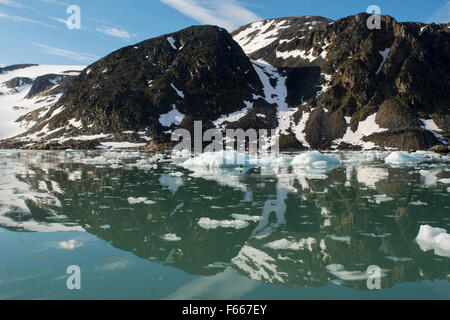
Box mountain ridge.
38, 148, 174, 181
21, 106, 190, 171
0, 13, 448, 151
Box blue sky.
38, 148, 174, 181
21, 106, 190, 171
0, 0, 449, 66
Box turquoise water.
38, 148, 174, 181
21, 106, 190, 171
0, 150, 449, 300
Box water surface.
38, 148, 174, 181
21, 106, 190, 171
0, 150, 449, 299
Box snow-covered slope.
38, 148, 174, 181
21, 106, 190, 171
232, 16, 331, 56
0, 65, 84, 139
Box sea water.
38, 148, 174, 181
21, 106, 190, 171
0, 149, 449, 299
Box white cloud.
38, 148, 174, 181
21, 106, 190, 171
50, 16, 66, 24
32, 43, 99, 62
427, 1, 450, 23
96, 26, 137, 39
159, 0, 261, 31
0, 0, 32, 9
40, 0, 68, 6
0, 11, 57, 28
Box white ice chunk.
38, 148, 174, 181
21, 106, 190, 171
161, 233, 182, 241
291, 151, 340, 167
198, 217, 249, 230
416, 225, 450, 257
182, 151, 256, 168
385, 152, 427, 165
264, 238, 317, 251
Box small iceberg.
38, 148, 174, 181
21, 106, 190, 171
384, 152, 427, 165
291, 151, 341, 168
198, 217, 249, 230
231, 214, 263, 222
161, 233, 182, 241
182, 151, 256, 168
415, 225, 450, 258
127, 197, 155, 205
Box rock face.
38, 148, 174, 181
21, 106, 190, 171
232, 14, 449, 150
1, 14, 449, 150
5, 25, 265, 149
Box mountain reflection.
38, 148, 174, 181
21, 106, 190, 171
0, 150, 449, 290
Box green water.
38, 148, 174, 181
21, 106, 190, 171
0, 150, 449, 300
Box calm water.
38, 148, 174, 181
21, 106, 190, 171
0, 150, 449, 300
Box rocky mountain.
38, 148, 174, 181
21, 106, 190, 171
0, 13, 449, 151
232, 14, 449, 150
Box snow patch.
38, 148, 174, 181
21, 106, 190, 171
167, 36, 177, 50
334, 113, 387, 150
159, 106, 185, 127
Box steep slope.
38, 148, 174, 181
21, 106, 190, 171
0, 65, 84, 140
3, 25, 267, 149
232, 14, 450, 150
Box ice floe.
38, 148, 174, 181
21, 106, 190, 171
182, 151, 256, 168
384, 152, 427, 165
161, 233, 182, 241
230, 214, 263, 222
264, 238, 317, 251
416, 225, 450, 258
198, 217, 250, 230
291, 151, 340, 168
127, 197, 155, 205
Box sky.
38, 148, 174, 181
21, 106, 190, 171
0, 0, 449, 66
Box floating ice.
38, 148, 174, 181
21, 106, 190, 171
373, 194, 394, 204
438, 178, 450, 184
182, 151, 256, 168
171, 149, 192, 159
409, 201, 428, 206
231, 214, 263, 222
256, 155, 293, 168
291, 151, 340, 167
327, 235, 351, 243
127, 197, 155, 205
385, 256, 412, 262
84, 156, 108, 165
416, 225, 450, 258
161, 233, 182, 241
198, 217, 249, 230
385, 152, 427, 165
264, 238, 317, 251
58, 239, 83, 250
